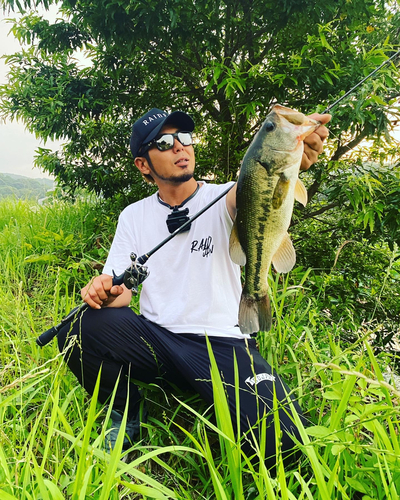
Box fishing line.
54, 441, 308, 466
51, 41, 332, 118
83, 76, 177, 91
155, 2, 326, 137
321, 48, 400, 114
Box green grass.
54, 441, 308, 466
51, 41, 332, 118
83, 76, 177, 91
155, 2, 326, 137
0, 197, 399, 499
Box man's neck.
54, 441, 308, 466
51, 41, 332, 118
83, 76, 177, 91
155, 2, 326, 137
157, 178, 200, 207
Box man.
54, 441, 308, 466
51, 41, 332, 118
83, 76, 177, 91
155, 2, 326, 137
58, 107, 330, 467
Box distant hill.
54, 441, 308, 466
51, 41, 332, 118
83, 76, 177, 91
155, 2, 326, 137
0, 173, 54, 200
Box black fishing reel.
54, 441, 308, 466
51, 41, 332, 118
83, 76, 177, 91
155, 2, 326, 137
116, 252, 149, 295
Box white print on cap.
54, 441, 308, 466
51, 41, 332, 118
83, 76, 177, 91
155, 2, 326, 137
245, 373, 276, 386
142, 113, 167, 126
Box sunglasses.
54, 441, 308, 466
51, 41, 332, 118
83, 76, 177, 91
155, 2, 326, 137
140, 131, 193, 155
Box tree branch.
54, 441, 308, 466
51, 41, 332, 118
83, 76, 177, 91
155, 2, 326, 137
331, 128, 370, 161
292, 201, 341, 226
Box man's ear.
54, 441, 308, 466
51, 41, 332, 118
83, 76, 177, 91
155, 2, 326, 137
134, 156, 151, 176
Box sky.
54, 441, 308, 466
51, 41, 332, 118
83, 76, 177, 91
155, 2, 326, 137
0, 5, 61, 179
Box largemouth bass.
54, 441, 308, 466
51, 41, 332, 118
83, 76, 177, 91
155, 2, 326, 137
229, 104, 320, 334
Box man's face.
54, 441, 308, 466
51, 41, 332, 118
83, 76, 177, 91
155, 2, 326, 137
145, 125, 196, 184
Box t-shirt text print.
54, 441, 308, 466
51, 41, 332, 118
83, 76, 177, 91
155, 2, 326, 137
190, 236, 214, 257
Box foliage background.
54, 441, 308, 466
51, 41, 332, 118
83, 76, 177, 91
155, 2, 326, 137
0, 0, 400, 497
0, 0, 399, 200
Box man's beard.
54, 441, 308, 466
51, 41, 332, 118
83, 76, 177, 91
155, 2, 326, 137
147, 157, 194, 184
159, 171, 194, 184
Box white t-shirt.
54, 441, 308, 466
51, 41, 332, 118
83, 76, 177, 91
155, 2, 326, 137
103, 181, 247, 338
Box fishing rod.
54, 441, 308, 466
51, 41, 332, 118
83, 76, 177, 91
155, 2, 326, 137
321, 48, 400, 114
36, 183, 234, 346
36, 49, 400, 346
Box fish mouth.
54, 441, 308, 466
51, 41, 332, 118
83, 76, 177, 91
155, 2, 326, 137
274, 105, 307, 125
298, 119, 321, 141
272, 104, 321, 141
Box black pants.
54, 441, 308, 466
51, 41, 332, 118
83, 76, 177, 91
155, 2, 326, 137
58, 307, 304, 466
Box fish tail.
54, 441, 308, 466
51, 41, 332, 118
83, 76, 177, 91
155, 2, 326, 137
238, 293, 272, 334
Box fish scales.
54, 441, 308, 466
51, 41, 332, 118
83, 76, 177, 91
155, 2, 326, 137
237, 161, 280, 309
229, 105, 320, 334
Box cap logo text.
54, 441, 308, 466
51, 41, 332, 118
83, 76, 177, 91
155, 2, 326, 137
142, 113, 167, 126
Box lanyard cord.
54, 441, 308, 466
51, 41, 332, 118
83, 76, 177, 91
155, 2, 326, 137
157, 182, 200, 210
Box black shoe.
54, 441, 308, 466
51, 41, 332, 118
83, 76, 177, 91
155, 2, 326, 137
104, 407, 146, 451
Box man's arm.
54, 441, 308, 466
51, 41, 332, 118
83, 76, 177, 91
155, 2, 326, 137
81, 274, 132, 309
226, 113, 331, 219
226, 183, 238, 220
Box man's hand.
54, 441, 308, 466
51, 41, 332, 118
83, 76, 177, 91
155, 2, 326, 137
301, 113, 331, 171
81, 274, 126, 309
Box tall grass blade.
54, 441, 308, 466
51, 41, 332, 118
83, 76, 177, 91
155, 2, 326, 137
206, 337, 244, 499
0, 491, 19, 500
71, 369, 102, 500
40, 386, 59, 474
285, 396, 331, 499
99, 399, 129, 499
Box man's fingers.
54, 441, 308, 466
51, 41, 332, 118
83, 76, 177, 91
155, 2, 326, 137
80, 275, 125, 309
81, 291, 102, 309
110, 285, 124, 296
300, 113, 331, 171
307, 114, 331, 145
308, 112, 332, 126
91, 279, 110, 301
81, 275, 112, 308
82, 285, 104, 308
301, 138, 324, 171
305, 132, 324, 154
87, 294, 103, 309
301, 146, 317, 171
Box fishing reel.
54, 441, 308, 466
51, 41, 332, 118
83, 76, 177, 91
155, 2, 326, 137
114, 252, 149, 295
122, 252, 149, 294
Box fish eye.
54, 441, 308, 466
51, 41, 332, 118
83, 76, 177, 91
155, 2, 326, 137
264, 121, 275, 132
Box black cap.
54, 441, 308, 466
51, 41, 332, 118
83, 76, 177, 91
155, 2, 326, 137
130, 108, 195, 158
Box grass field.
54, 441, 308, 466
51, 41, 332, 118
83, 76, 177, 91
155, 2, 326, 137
0, 197, 399, 499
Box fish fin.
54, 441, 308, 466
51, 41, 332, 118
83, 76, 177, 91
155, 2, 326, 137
294, 178, 308, 206
272, 232, 296, 273
272, 173, 290, 209
229, 221, 246, 266
238, 293, 272, 334
258, 294, 272, 332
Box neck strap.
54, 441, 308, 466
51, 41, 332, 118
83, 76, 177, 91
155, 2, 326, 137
157, 183, 200, 210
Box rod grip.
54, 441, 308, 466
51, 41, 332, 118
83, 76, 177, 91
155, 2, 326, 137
35, 271, 126, 347
36, 325, 59, 347
36, 304, 88, 347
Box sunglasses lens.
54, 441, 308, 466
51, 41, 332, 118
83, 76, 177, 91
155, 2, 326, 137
154, 132, 193, 151
177, 132, 192, 146
156, 134, 175, 151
